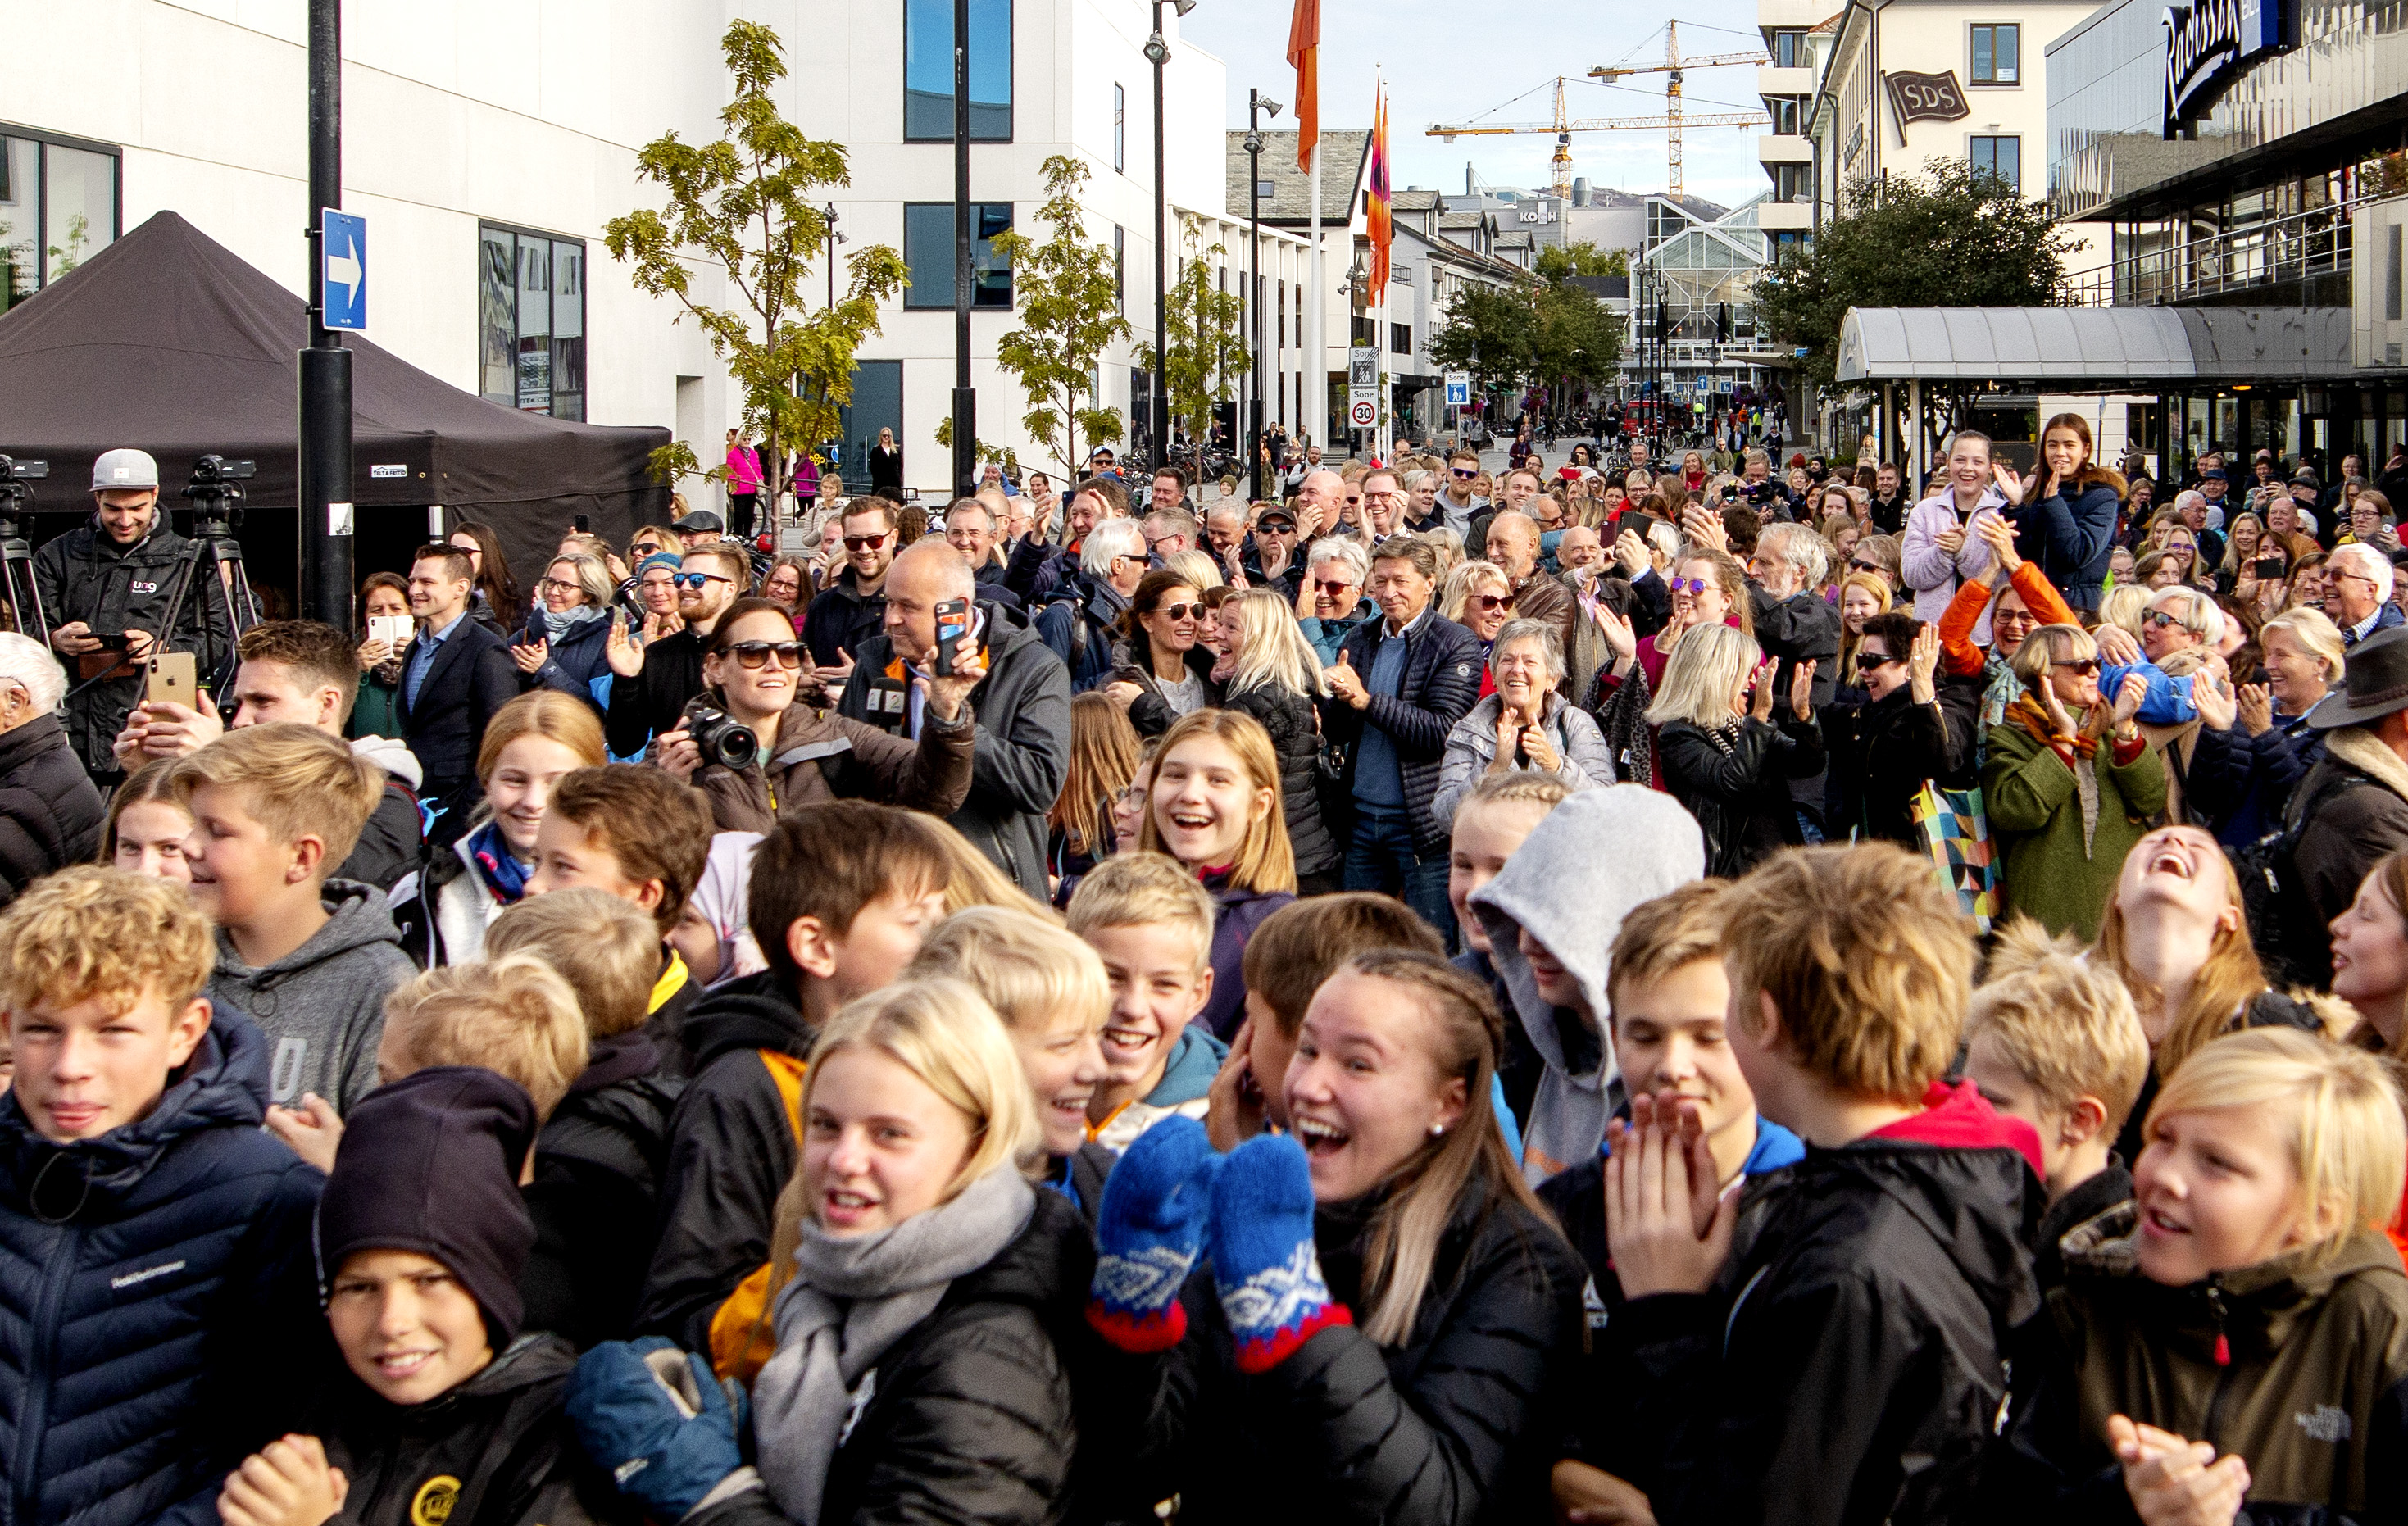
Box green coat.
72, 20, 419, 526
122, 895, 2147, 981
347, 669, 405, 741
1982, 719, 2166, 941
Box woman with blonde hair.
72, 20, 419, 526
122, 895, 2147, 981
1139, 707, 1297, 1034
1218, 589, 1338, 893
575, 976, 1088, 1526
1834, 569, 1892, 684
1647, 621, 1822, 877
1443, 560, 1516, 693
1047, 692, 1141, 899
2187, 604, 2344, 847
511, 550, 618, 713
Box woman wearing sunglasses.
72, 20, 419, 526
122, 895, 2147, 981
1441, 560, 1516, 697
1983, 621, 2165, 939
648, 597, 979, 831
1104, 570, 1221, 737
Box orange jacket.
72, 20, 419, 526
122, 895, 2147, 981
1937, 562, 2075, 678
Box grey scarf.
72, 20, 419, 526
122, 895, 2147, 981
751, 1164, 1035, 1525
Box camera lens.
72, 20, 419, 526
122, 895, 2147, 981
686, 706, 759, 771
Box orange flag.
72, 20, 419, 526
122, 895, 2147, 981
1286, 0, 1319, 172
1368, 80, 1392, 294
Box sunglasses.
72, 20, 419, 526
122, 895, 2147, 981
1451, 467, 1479, 479
1313, 579, 1357, 597
1258, 519, 1296, 533
631, 542, 662, 557
1470, 593, 1515, 612
671, 571, 733, 590
1859, 652, 1906, 670
2141, 610, 2184, 630
1670, 577, 1712, 594
726, 641, 806, 670
842, 534, 889, 552
1154, 602, 1205, 621
2061, 657, 2103, 675
1848, 558, 1881, 573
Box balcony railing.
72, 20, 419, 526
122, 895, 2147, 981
2057, 200, 2353, 308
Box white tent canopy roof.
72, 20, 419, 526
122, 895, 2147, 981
1837, 307, 2194, 383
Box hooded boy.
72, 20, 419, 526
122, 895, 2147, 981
1470, 786, 1707, 1183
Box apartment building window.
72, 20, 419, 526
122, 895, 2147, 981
1767, 97, 1803, 135
1351, 315, 1374, 345
0, 125, 121, 312
902, 202, 1014, 308
1114, 84, 1125, 172
1968, 134, 2020, 192
479, 223, 587, 419
1773, 164, 1811, 203
1969, 24, 2019, 84
904, 0, 1012, 140
1390, 322, 1411, 356
1770, 30, 1808, 68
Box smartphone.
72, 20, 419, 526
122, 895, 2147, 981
933, 597, 971, 677
89, 631, 132, 652
574, 514, 591, 534
145, 652, 197, 708
368, 615, 414, 647
2256, 557, 2287, 579
1620, 511, 1661, 547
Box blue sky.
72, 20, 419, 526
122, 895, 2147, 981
1183, 1, 1777, 212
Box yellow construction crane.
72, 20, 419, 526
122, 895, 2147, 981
1429, 70, 1765, 201
1590, 21, 1767, 200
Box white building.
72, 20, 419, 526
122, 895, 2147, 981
6, 0, 1285, 503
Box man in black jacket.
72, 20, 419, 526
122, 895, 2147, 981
802, 499, 899, 666
399, 543, 518, 844
1866, 461, 1910, 536
1322, 535, 1482, 944
604, 541, 745, 756
838, 540, 1073, 902
34, 447, 226, 782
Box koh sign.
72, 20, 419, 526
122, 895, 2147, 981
2164, 0, 2290, 136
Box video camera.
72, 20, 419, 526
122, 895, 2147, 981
0, 456, 48, 541
179, 453, 255, 534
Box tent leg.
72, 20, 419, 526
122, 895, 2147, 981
1908, 379, 1923, 488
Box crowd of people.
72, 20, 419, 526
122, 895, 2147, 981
8, 425, 2408, 1526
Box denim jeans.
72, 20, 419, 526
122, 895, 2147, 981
1343, 802, 1458, 948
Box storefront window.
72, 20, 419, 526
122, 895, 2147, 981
477, 222, 588, 420
0, 127, 120, 313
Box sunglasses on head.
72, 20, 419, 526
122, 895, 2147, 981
842, 534, 889, 552
671, 570, 733, 590
726, 640, 806, 670
1154, 602, 1204, 621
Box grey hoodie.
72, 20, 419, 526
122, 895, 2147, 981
1470, 786, 1705, 1184
207, 878, 415, 1115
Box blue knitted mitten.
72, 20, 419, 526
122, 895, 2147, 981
1087, 1117, 1220, 1351
1207, 1133, 1352, 1373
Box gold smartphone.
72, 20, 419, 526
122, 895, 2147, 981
144, 652, 198, 708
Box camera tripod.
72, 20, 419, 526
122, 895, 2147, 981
0, 457, 52, 641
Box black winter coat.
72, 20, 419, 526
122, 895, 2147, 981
523, 1032, 682, 1350
1656, 714, 1826, 878
398, 619, 520, 813
337, 780, 426, 892
1320, 611, 1485, 854
33, 520, 229, 776
0, 1010, 325, 1526
692, 1190, 1098, 1526
800, 570, 888, 669
635, 974, 812, 1350
516, 608, 613, 712
2012, 466, 2124, 615
1119, 1173, 1588, 1526
319, 1333, 634, 1526
605, 626, 706, 757
1224, 684, 1339, 876
0, 711, 102, 907
1113, 638, 1222, 738
1820, 676, 1979, 849
838, 600, 1074, 902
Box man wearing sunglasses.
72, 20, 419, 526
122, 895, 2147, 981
1438, 449, 1487, 538
839, 540, 1074, 901
802, 500, 901, 670
605, 542, 748, 757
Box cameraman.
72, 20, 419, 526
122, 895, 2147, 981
34, 448, 224, 783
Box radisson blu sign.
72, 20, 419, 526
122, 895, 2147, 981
2163, 0, 2291, 136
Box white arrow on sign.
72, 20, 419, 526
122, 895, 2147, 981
326, 234, 362, 307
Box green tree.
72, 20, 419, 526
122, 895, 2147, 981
1754, 157, 2071, 392
1533, 284, 1624, 391
1429, 283, 1538, 384
980, 155, 1132, 481
1534, 239, 1629, 284
604, 20, 907, 494
1140, 215, 1250, 450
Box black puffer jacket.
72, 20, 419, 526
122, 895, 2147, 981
524, 1031, 682, 1350
1224, 683, 1338, 876
1820, 674, 1981, 850
0, 1009, 325, 1526
1656, 713, 1826, 877
1320, 611, 1485, 854
691, 1189, 1097, 1526
0, 711, 103, 907
33, 518, 228, 776
1111, 637, 1222, 738
1121, 1170, 1589, 1526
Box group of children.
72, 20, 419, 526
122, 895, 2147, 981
8, 682, 2408, 1524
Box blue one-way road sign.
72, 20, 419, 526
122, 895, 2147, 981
320, 209, 366, 332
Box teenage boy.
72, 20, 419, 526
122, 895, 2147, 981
1468, 784, 1706, 1182
523, 765, 714, 1074
1602, 843, 2044, 1526
111, 619, 426, 888
0, 866, 322, 1526
1065, 852, 1229, 1152
635, 802, 950, 1356
217, 1067, 620, 1526
400, 543, 517, 840
1959, 922, 2151, 1290
170, 722, 413, 1116
1207, 892, 1443, 1150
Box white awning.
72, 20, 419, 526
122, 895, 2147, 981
1836, 307, 2195, 384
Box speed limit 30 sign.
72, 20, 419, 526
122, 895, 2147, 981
1349, 398, 1378, 428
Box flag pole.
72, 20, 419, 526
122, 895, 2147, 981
1308, 145, 1322, 464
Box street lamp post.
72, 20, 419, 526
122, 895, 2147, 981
1244, 90, 1282, 503
1144, 6, 1190, 474
951, 0, 975, 497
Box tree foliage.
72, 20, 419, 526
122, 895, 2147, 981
1145, 215, 1251, 447
604, 20, 907, 492
1429, 278, 1623, 398
1753, 157, 2073, 388
985, 155, 1133, 481
1535, 240, 1629, 284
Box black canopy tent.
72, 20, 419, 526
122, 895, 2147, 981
0, 210, 670, 615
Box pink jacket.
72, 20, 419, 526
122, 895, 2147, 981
726, 443, 765, 493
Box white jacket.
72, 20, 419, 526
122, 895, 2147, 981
1900, 488, 2009, 638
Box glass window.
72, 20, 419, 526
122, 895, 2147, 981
0, 129, 120, 313
478, 222, 587, 416
1970, 135, 2020, 193
1115, 84, 1125, 173
903, 202, 1014, 309
1771, 30, 1807, 67
1390, 321, 1411, 355
1115, 225, 1124, 311
1970, 24, 2018, 85
905, 0, 1012, 142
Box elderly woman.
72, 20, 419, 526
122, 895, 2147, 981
510, 550, 618, 711
1432, 619, 1614, 824
2188, 605, 2346, 847
1295, 535, 1374, 665
0, 634, 102, 907
1981, 622, 2165, 939
1442, 559, 1516, 696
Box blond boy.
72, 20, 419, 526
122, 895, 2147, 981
1065, 852, 1228, 1152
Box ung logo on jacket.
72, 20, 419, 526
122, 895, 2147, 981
410, 1474, 461, 1526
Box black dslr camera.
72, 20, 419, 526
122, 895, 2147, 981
686, 706, 758, 770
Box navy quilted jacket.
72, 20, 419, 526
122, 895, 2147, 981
0, 1009, 325, 1526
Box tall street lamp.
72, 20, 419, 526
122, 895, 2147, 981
951, 0, 976, 497
1146, 0, 1194, 474
1244, 89, 1281, 502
